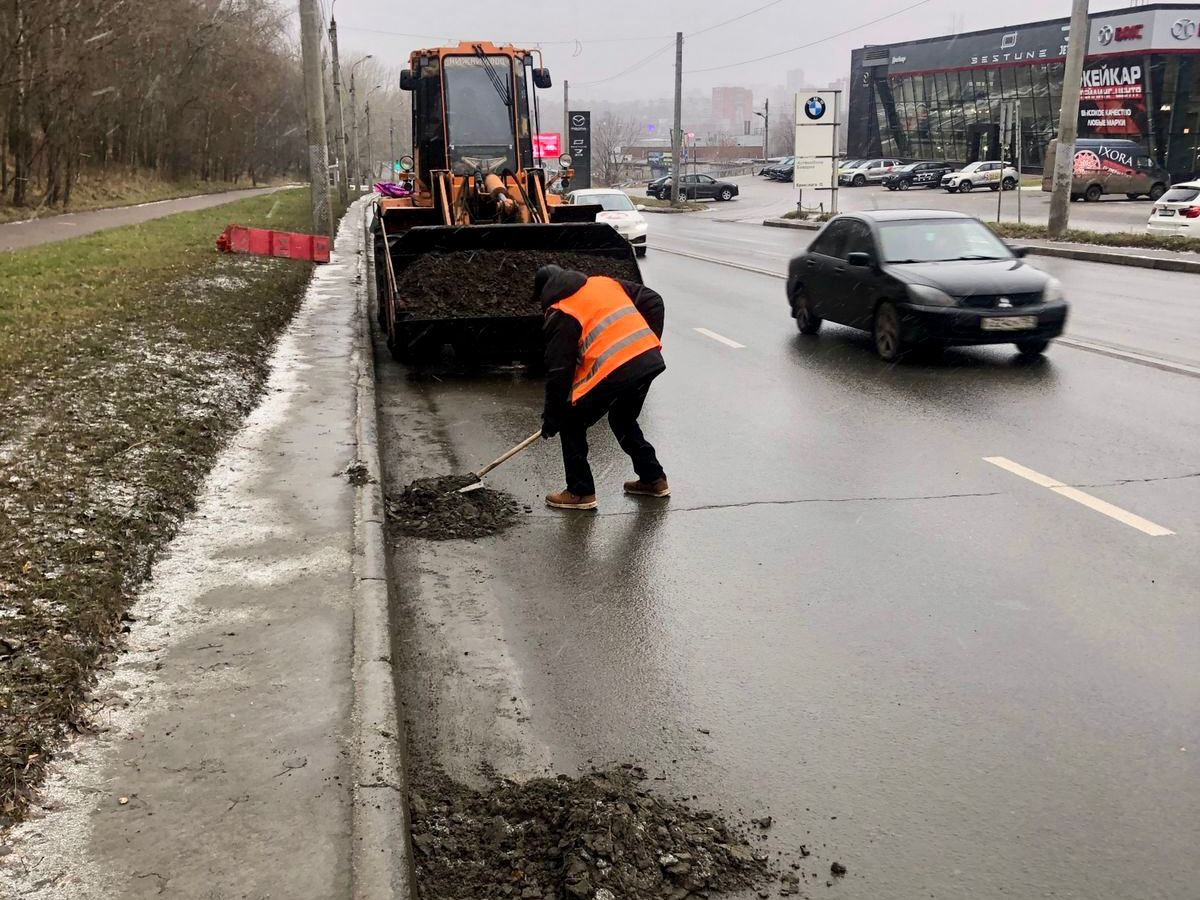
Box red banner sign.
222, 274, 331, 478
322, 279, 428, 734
533, 133, 562, 158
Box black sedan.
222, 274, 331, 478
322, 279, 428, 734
646, 176, 671, 198
649, 174, 740, 201
786, 210, 1068, 361
884, 161, 954, 191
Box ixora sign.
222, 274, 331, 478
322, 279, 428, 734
793, 91, 840, 193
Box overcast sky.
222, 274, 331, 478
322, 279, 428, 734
328, 0, 1171, 100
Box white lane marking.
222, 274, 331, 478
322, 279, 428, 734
694, 327, 744, 349
984, 456, 1175, 537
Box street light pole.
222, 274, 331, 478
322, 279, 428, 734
1048, 0, 1090, 238
365, 85, 381, 184
328, 8, 348, 207
670, 31, 683, 207
349, 56, 372, 191
756, 97, 769, 161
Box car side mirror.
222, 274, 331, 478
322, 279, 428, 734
1009, 245, 1030, 258
847, 251, 872, 267
636, 204, 646, 211
533, 68, 552, 89
399, 70, 415, 91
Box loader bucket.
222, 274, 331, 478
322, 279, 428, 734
377, 221, 642, 364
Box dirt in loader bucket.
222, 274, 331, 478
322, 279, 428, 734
396, 249, 640, 320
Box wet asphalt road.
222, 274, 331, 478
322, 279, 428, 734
378, 201, 1200, 899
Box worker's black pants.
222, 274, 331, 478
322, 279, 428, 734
559, 376, 665, 498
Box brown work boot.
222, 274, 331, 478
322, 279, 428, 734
545, 490, 598, 510
623, 477, 670, 498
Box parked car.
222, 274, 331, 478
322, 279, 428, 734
656, 174, 739, 200
941, 161, 1018, 193
758, 157, 787, 175
1145, 181, 1200, 237
785, 210, 1068, 361
885, 161, 954, 191
567, 188, 649, 256
766, 157, 795, 181
838, 158, 902, 186
1041, 138, 1169, 202
646, 176, 671, 198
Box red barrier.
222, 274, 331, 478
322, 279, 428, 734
216, 225, 330, 263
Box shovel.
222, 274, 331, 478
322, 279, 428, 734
456, 430, 543, 493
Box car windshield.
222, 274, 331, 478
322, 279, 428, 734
878, 218, 1013, 263
1162, 186, 1200, 203
583, 193, 635, 211
841, 159, 863, 168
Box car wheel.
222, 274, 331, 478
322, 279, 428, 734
1016, 338, 1050, 357
1126, 193, 1142, 200
719, 188, 733, 201
958, 180, 973, 193
1149, 183, 1166, 201
1002, 177, 1017, 190
990, 183, 1000, 191
853, 174, 866, 187
635, 246, 647, 258
886, 183, 897, 191
791, 285, 822, 335
898, 179, 910, 191
872, 302, 907, 362
1085, 184, 1103, 202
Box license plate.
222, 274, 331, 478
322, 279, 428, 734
1159, 209, 1175, 216
981, 316, 1037, 331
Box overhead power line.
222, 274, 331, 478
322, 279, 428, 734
685, 0, 934, 74
336, 24, 673, 46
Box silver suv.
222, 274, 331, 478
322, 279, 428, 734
838, 158, 902, 187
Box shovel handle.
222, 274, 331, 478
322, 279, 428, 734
474, 430, 543, 480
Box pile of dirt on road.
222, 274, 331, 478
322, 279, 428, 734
387, 474, 518, 540
409, 765, 775, 900
396, 250, 640, 320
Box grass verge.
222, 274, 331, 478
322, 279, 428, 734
0, 171, 290, 225
780, 209, 833, 222
631, 194, 706, 211
0, 187, 317, 825
986, 221, 1200, 253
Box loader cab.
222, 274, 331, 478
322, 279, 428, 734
401, 42, 549, 186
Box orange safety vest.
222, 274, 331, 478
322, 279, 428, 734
550, 276, 662, 404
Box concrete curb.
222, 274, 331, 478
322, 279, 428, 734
761, 216, 1200, 274
350, 198, 416, 899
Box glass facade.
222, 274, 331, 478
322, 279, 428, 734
849, 6, 1200, 181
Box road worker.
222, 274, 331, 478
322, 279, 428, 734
535, 264, 669, 510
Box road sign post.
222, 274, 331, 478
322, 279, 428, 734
793, 90, 841, 216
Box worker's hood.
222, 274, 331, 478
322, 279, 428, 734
536, 265, 588, 311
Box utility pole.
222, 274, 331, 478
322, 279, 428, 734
366, 101, 372, 184
1048, 0, 1090, 238
328, 13, 349, 208
351, 77, 360, 189
298, 0, 332, 235
563, 80, 569, 148
670, 31, 683, 207
756, 97, 770, 161
389, 118, 395, 180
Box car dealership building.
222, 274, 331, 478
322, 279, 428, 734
848, 4, 1200, 180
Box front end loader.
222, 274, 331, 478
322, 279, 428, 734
372, 42, 641, 365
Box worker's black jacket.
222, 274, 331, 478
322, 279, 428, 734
539, 269, 665, 437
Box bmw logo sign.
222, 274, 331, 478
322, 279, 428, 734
804, 96, 827, 120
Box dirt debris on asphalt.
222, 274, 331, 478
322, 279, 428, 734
387, 474, 518, 540
396, 250, 640, 320
409, 764, 778, 900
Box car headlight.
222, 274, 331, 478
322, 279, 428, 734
1042, 277, 1064, 304
906, 283, 957, 307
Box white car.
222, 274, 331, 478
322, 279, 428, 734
1146, 181, 1200, 237
941, 161, 1019, 193
838, 158, 902, 187
566, 189, 649, 256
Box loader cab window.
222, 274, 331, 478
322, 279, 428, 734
444, 55, 517, 176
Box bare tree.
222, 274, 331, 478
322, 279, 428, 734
591, 115, 640, 187
769, 111, 795, 157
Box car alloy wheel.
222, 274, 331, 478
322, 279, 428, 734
853, 174, 866, 187
898, 179, 910, 191
792, 286, 822, 335
1002, 177, 1016, 190
958, 180, 973, 193
720, 188, 733, 201
873, 301, 905, 362
1085, 184, 1103, 202
1149, 183, 1166, 201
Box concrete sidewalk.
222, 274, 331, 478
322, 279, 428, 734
0, 185, 295, 252
0, 196, 408, 898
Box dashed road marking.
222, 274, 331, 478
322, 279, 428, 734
694, 327, 745, 349
984, 456, 1175, 537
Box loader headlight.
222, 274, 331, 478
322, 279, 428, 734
559, 153, 572, 169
